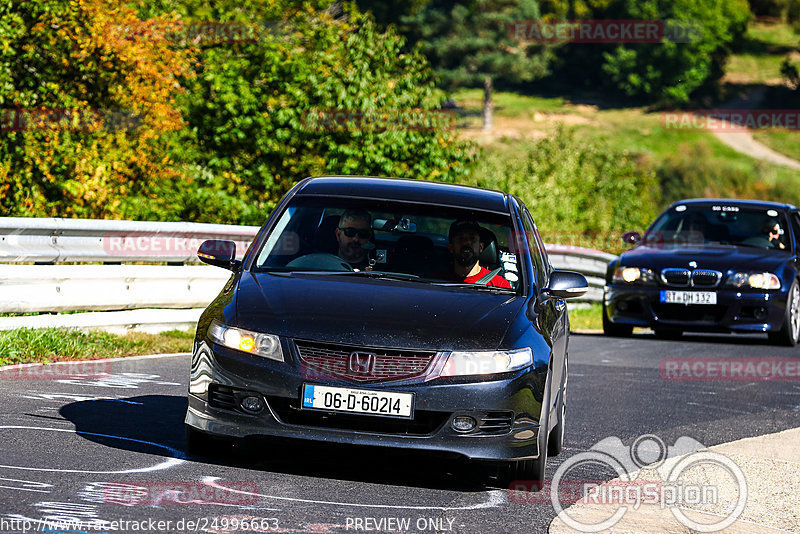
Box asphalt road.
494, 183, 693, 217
1, 332, 799, 534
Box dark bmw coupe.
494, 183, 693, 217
604, 198, 800, 345
185, 176, 588, 486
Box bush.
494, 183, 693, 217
656, 141, 781, 204
462, 128, 661, 251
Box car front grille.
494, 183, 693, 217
660, 268, 722, 288
691, 269, 722, 288
208, 384, 237, 411
267, 396, 448, 435
661, 268, 690, 287
294, 340, 436, 383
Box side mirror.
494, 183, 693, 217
622, 231, 641, 245
530, 270, 588, 319
198, 240, 240, 270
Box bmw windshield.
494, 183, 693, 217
644, 204, 791, 250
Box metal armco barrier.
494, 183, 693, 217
0, 218, 616, 332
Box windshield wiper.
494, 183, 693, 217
432, 282, 514, 291
329, 271, 425, 282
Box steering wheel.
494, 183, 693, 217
285, 253, 354, 272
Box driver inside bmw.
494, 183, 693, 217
335, 209, 373, 270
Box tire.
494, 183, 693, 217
602, 304, 633, 337
548, 360, 567, 457
185, 425, 230, 457
654, 327, 683, 340
769, 279, 800, 346
489, 454, 547, 491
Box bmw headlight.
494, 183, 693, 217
613, 266, 655, 284
208, 320, 284, 361
727, 272, 781, 290
441, 347, 532, 377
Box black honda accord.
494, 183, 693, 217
185, 176, 587, 485
604, 198, 800, 345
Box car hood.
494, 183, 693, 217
620, 244, 789, 273
233, 272, 525, 351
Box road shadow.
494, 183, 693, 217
59, 395, 488, 492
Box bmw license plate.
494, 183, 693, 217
301, 384, 414, 418
660, 290, 717, 305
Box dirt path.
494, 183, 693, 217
711, 86, 800, 170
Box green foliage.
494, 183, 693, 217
782, 56, 800, 89
403, 0, 553, 89
541, 0, 752, 105
462, 128, 661, 245
0, 0, 475, 223
656, 140, 781, 205
600, 0, 752, 104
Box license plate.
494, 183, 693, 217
301, 384, 414, 418
660, 290, 717, 305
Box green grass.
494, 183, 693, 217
727, 21, 799, 84
753, 129, 800, 161
568, 303, 602, 332
0, 328, 194, 366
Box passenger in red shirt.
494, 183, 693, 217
447, 220, 511, 288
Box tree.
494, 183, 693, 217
0, 0, 192, 217
404, 0, 552, 131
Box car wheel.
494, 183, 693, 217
185, 425, 230, 457
547, 396, 565, 457
602, 304, 633, 337
769, 279, 800, 346
548, 361, 567, 457
489, 454, 547, 491
654, 327, 683, 340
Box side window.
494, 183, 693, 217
792, 213, 800, 252
520, 206, 547, 288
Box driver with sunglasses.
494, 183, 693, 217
335, 209, 374, 270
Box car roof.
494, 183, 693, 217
670, 198, 798, 211
294, 176, 511, 214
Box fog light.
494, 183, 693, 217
754, 307, 768, 320
240, 395, 265, 414
452, 416, 477, 432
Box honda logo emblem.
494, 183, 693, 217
348, 352, 376, 375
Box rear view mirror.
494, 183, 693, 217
545, 270, 589, 299
622, 231, 641, 245
198, 240, 240, 270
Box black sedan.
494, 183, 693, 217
185, 176, 588, 486
604, 198, 800, 345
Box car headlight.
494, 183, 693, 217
207, 320, 284, 362
613, 266, 655, 284
727, 272, 781, 290
440, 347, 532, 377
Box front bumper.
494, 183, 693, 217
185, 341, 549, 462
605, 284, 787, 333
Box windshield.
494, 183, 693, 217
645, 204, 791, 250
252, 196, 523, 292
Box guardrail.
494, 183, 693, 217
0, 218, 615, 332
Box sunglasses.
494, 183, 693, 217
339, 227, 371, 239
